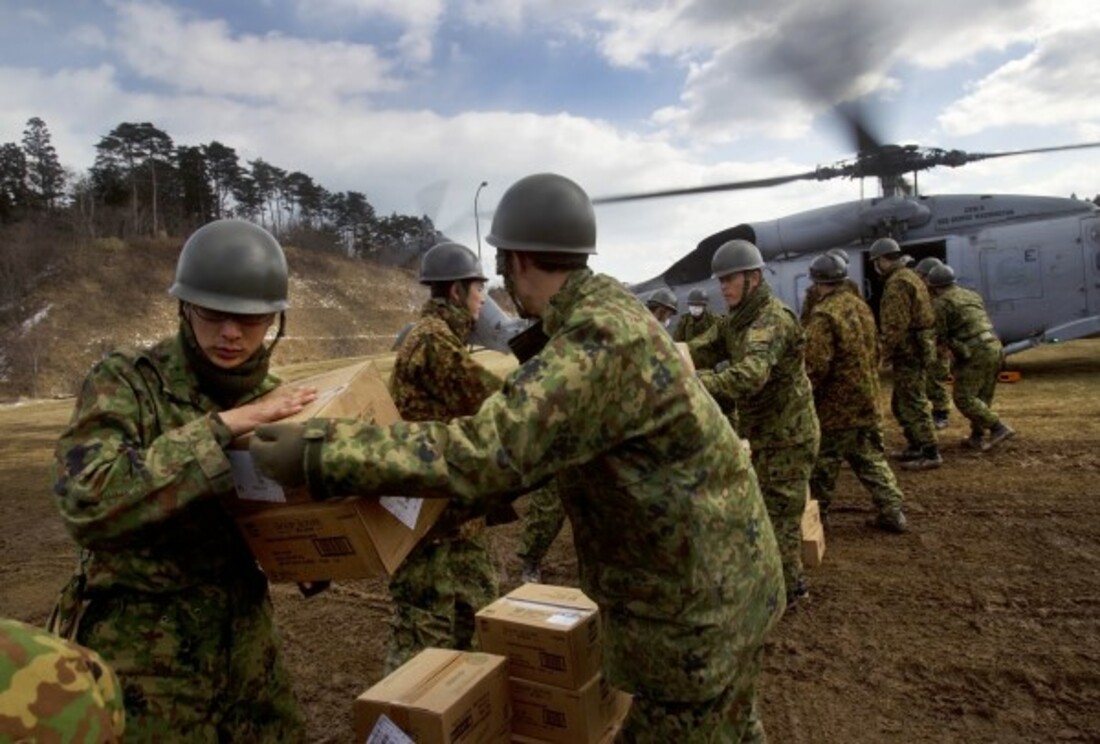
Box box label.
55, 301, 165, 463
379, 495, 424, 530
366, 713, 413, 744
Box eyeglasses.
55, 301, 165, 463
189, 305, 275, 327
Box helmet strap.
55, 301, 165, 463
499, 251, 533, 320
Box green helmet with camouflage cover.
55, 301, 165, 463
809, 253, 849, 284
169, 219, 289, 314
687, 287, 708, 305
646, 287, 678, 312
868, 237, 902, 260
419, 241, 487, 284
927, 264, 957, 288
711, 239, 765, 278
914, 256, 944, 277
486, 173, 597, 254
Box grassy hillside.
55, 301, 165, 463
0, 236, 427, 401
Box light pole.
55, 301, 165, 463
474, 181, 488, 259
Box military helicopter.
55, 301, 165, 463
588, 115, 1100, 356
468, 133, 1100, 356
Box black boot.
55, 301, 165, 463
902, 446, 943, 471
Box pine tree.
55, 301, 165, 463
21, 117, 65, 210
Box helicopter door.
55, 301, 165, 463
1085, 216, 1100, 316
979, 219, 1087, 341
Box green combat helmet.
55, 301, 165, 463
687, 287, 708, 305
711, 239, 765, 278
419, 242, 487, 284
169, 219, 289, 313
646, 287, 679, 312
914, 256, 944, 277
486, 173, 597, 255
926, 264, 957, 288
825, 247, 850, 265
868, 237, 902, 260
809, 253, 849, 284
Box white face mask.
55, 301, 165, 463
689, 305, 704, 317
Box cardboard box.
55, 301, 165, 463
512, 689, 632, 744
475, 584, 602, 690
509, 673, 615, 744
802, 499, 826, 568
229, 360, 446, 582
355, 649, 511, 744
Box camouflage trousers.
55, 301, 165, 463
76, 582, 304, 743
890, 355, 936, 449
927, 350, 952, 416
952, 342, 1002, 433
516, 486, 565, 567
620, 645, 766, 743
385, 532, 498, 674
810, 426, 904, 519
753, 442, 816, 596
1, 617, 126, 743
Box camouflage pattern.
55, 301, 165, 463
302, 269, 785, 722
878, 265, 937, 449
516, 483, 566, 567
689, 283, 820, 596
933, 285, 1004, 432
384, 535, 499, 673
621, 646, 763, 743
803, 287, 904, 517
387, 299, 502, 673
927, 346, 953, 418
672, 309, 718, 343
799, 278, 860, 324
0, 617, 125, 743
52, 331, 304, 741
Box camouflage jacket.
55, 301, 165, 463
800, 279, 861, 324
53, 333, 273, 593
933, 285, 999, 359
0, 617, 126, 742
391, 299, 502, 538
879, 266, 935, 360
307, 268, 784, 701
671, 310, 718, 343
391, 299, 501, 422
688, 284, 819, 449
803, 285, 882, 432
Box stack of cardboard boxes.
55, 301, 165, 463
475, 584, 631, 743
352, 584, 631, 743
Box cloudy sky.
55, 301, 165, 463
3, 0, 1099, 282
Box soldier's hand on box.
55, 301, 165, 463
250, 422, 310, 487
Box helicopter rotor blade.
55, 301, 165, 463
591, 170, 822, 205
958, 141, 1100, 165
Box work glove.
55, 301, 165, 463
250, 421, 326, 492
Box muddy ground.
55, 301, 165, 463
2, 340, 1099, 743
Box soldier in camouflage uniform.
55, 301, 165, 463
385, 241, 503, 673
799, 248, 860, 324
1, 617, 126, 742
252, 173, 786, 743
870, 237, 943, 471
645, 287, 679, 329
51, 220, 313, 742
688, 239, 820, 605
803, 254, 907, 533
673, 287, 719, 342
915, 257, 952, 429
927, 265, 1017, 450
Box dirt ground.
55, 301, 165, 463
2, 340, 1099, 743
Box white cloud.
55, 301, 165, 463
67, 24, 109, 49
300, 0, 446, 65
112, 1, 399, 103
